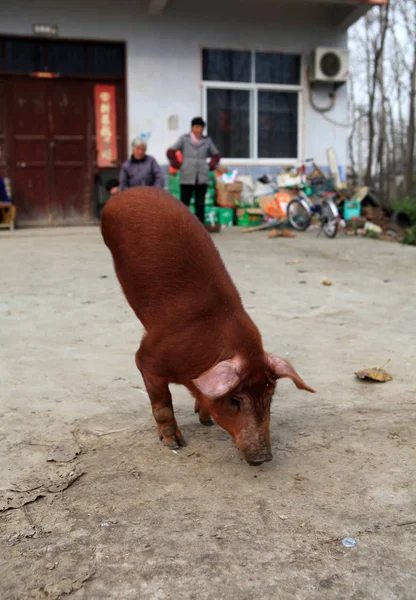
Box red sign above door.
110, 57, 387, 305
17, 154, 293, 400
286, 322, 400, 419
94, 84, 118, 168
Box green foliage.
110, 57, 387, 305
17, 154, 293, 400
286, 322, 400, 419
392, 196, 416, 224
403, 225, 416, 246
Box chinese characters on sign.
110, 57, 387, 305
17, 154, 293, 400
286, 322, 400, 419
94, 85, 118, 168
32, 23, 59, 36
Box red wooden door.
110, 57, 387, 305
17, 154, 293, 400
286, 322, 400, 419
6, 78, 51, 224
6, 78, 93, 225
1, 37, 126, 226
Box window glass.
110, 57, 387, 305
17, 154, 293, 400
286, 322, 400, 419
255, 52, 300, 85
6, 40, 44, 72
47, 42, 85, 75
87, 44, 124, 76
203, 49, 251, 82
207, 89, 251, 158
258, 91, 298, 158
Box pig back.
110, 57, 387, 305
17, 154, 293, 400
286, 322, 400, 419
101, 187, 242, 330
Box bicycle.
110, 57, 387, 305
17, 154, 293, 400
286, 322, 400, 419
281, 159, 341, 239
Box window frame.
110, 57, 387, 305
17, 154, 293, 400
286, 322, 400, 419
201, 48, 304, 165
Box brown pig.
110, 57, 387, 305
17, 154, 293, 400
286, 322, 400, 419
101, 187, 314, 465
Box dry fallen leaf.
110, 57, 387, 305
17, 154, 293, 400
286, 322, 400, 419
322, 280, 333, 286
355, 360, 392, 383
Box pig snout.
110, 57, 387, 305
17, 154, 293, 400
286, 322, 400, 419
235, 429, 273, 466
247, 453, 273, 467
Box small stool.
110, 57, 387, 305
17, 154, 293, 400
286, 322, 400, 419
0, 202, 16, 230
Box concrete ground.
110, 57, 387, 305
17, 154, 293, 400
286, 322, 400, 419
0, 226, 415, 600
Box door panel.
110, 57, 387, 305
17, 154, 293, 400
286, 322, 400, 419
49, 81, 90, 222
7, 79, 50, 224
0, 81, 7, 178
13, 167, 50, 222
15, 138, 48, 162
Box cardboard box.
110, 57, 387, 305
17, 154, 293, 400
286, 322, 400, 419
216, 181, 242, 207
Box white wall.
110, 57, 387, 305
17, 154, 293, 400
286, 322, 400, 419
1, 0, 349, 166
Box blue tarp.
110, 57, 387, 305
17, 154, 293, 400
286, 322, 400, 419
0, 178, 11, 202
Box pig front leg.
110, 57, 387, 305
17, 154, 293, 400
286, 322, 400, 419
135, 349, 186, 449
186, 383, 214, 427
194, 398, 214, 427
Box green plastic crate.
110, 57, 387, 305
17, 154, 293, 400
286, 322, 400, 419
168, 173, 180, 191
237, 212, 250, 227
205, 206, 219, 225
237, 210, 262, 227
218, 207, 234, 226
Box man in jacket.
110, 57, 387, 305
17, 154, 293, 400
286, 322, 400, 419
167, 117, 220, 224
119, 137, 164, 191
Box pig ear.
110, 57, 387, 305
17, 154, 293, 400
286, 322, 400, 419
193, 358, 241, 400
267, 354, 315, 393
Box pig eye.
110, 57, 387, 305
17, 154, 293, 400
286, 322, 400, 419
230, 397, 241, 411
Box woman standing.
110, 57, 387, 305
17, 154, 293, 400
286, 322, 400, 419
167, 117, 220, 224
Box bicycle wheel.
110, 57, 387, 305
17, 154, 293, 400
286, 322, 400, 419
321, 200, 339, 238
287, 199, 311, 231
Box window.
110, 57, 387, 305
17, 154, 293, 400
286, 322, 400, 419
203, 49, 302, 160
5, 39, 44, 73
46, 42, 85, 75
0, 38, 125, 78
87, 44, 124, 77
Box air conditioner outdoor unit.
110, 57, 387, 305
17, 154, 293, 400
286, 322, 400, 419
310, 47, 349, 84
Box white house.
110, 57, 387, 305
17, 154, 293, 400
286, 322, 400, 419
0, 0, 387, 225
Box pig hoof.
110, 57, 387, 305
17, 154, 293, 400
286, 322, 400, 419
162, 433, 187, 449
167, 439, 180, 449
199, 417, 214, 427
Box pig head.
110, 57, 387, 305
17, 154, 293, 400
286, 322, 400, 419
191, 354, 315, 466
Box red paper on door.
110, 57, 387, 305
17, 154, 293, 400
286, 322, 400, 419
94, 85, 118, 167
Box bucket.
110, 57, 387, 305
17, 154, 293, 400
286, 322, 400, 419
344, 200, 361, 220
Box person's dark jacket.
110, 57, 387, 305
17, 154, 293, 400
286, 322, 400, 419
119, 155, 164, 191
